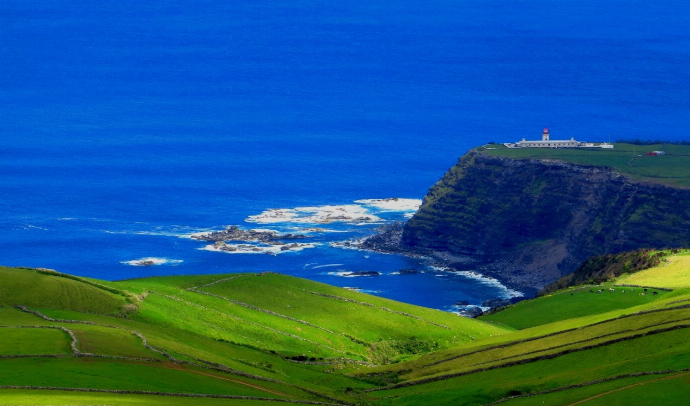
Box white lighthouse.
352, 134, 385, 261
542, 127, 550, 141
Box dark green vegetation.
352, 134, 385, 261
2, 260, 690, 405
402, 146, 690, 291
482, 143, 690, 187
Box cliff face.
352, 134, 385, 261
401, 150, 690, 290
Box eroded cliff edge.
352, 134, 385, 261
364, 150, 690, 294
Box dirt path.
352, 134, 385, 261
165, 362, 292, 398
564, 371, 690, 406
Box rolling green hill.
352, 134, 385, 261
0, 267, 129, 315
1, 262, 689, 405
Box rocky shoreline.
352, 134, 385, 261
356, 223, 564, 298
358, 223, 535, 309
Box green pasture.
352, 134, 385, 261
0, 357, 304, 400
201, 273, 508, 339
115, 272, 509, 363
401, 308, 690, 381
0, 390, 294, 406
131, 291, 350, 358
482, 143, 690, 187
616, 251, 690, 289
356, 304, 690, 383
0, 390, 312, 406
0, 328, 69, 355
367, 326, 690, 405
69, 324, 163, 359
0, 307, 54, 326
32, 308, 373, 397
3, 265, 690, 405
480, 285, 668, 329
0, 267, 125, 315
495, 372, 689, 406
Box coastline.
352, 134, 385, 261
358, 223, 536, 299
356, 223, 531, 307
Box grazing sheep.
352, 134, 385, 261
609, 288, 615, 292
640, 293, 646, 296
652, 291, 658, 295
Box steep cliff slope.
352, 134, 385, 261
401, 149, 690, 290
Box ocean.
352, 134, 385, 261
2, 0, 689, 312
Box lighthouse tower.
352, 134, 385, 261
542, 127, 550, 141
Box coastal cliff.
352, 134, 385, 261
366, 149, 690, 293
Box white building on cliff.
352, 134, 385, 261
507, 128, 581, 148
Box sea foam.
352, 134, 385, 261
355, 198, 422, 212
246, 204, 382, 225
431, 267, 524, 299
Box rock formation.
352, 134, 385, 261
365, 149, 690, 293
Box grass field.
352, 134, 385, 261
0, 390, 297, 406
114, 273, 509, 362
480, 285, 668, 330
0, 328, 69, 355
616, 251, 690, 289
481, 143, 690, 187
498, 371, 690, 406
1, 265, 689, 405
0, 267, 126, 315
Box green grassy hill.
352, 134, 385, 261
1, 262, 689, 405
0, 267, 128, 315
351, 249, 690, 405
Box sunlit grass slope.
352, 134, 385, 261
114, 272, 510, 362
616, 250, 690, 289
480, 284, 669, 330
0, 266, 126, 315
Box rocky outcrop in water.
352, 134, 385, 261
192, 226, 306, 243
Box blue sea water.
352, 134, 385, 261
2, 0, 689, 312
